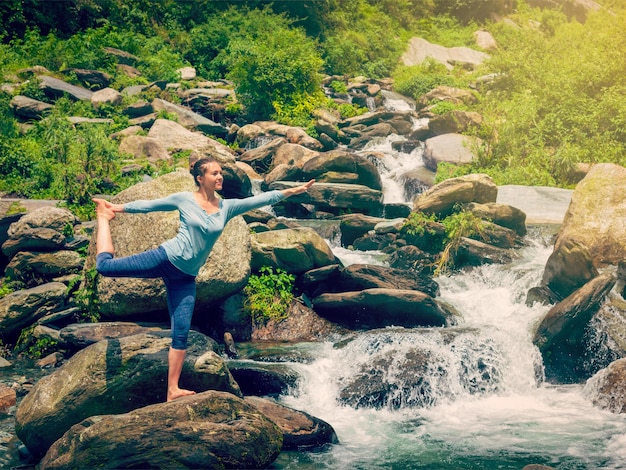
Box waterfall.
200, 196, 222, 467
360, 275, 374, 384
269, 140, 626, 468
274, 233, 626, 469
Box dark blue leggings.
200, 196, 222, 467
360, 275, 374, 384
95, 246, 196, 350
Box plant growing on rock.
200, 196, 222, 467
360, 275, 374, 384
244, 266, 295, 325
436, 209, 486, 275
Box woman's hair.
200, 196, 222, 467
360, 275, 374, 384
190, 157, 218, 187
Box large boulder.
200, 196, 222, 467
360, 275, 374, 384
9, 95, 53, 120
0, 282, 67, 339
312, 288, 455, 329
401, 37, 490, 70
147, 119, 235, 162
301, 149, 382, 190
39, 75, 93, 101
541, 164, 626, 299
413, 173, 497, 217
250, 227, 337, 274
245, 396, 338, 450
532, 272, 616, 383
269, 181, 384, 215
5, 250, 84, 283
15, 331, 238, 457
584, 358, 626, 414
422, 133, 482, 172
85, 169, 254, 318
38, 391, 282, 469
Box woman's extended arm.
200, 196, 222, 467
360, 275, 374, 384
280, 179, 315, 198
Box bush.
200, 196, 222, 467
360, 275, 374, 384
226, 25, 323, 118
244, 266, 295, 325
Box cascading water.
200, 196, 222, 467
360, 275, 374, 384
269, 127, 626, 469
272, 231, 626, 470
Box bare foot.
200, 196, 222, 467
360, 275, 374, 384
167, 388, 196, 402
92, 198, 116, 221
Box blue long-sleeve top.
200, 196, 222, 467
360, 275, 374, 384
123, 190, 286, 276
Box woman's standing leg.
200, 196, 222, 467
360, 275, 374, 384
163, 271, 197, 402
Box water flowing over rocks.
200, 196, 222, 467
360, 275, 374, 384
4, 48, 626, 468
533, 273, 616, 383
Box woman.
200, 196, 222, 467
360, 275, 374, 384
93, 157, 314, 401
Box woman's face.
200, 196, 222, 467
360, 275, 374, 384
197, 161, 223, 192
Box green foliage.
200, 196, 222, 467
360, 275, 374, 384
244, 266, 295, 325
320, 3, 407, 77
272, 91, 327, 129
226, 24, 324, 118
392, 60, 464, 100
0, 279, 15, 300
402, 212, 439, 237
436, 210, 486, 275
16, 326, 59, 359
73, 268, 101, 324
474, 6, 626, 186
330, 80, 348, 94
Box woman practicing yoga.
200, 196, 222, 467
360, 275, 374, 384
93, 157, 314, 401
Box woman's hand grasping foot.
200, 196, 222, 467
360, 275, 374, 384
92, 198, 116, 221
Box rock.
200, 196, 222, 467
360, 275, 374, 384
15, 331, 238, 457
585, 358, 626, 414
1, 227, 66, 260
250, 227, 337, 274
313, 288, 453, 329
103, 47, 139, 65
465, 202, 527, 236
177, 66, 196, 80
533, 273, 616, 383
0, 385, 17, 411
427, 110, 483, 136
338, 213, 387, 247
39, 75, 93, 101
238, 137, 287, 171
5, 250, 84, 283
474, 30, 498, 51
9, 95, 53, 120
454, 236, 516, 267
226, 360, 299, 397
122, 100, 153, 118
147, 118, 235, 162
497, 185, 572, 225
301, 149, 382, 190
541, 164, 626, 299
59, 322, 166, 349
0, 282, 67, 339
251, 300, 348, 342
245, 396, 339, 450
541, 237, 598, 300
38, 391, 282, 469
270, 181, 384, 215
118, 135, 170, 162
90, 87, 122, 107
401, 37, 490, 70
333, 264, 440, 298
422, 133, 482, 172
413, 173, 498, 217
7, 206, 77, 238
61, 68, 112, 89
152, 98, 227, 136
